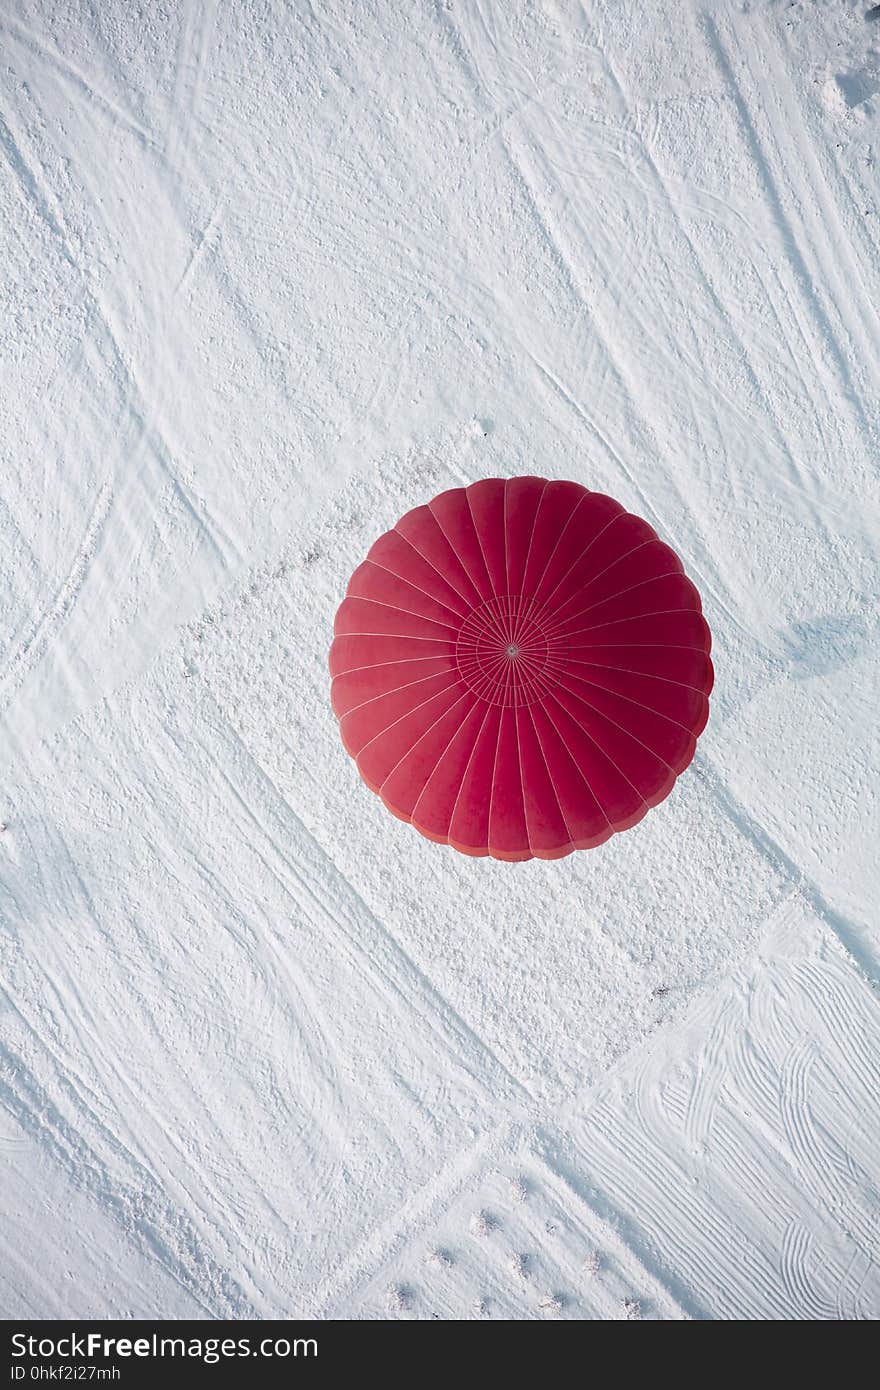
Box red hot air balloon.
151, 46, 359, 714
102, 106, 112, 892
329, 478, 713, 861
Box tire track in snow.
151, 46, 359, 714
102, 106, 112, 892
701, 14, 876, 455
730, 928, 801, 1126
10, 11, 237, 583
779, 1043, 836, 1211
0, 16, 156, 148
185, 686, 533, 1112
494, 130, 674, 530
585, 26, 839, 558
0, 480, 113, 713
583, 1104, 774, 1316
174, 201, 223, 297
534, 1127, 704, 1320
0, 1028, 248, 1318
542, 879, 880, 1320
694, 753, 880, 986
0, 1106, 28, 1156
313, 1116, 517, 1316
780, 1220, 838, 1320
837, 1248, 879, 1322
731, 999, 878, 1297
156, 718, 379, 1146
748, 11, 880, 397
0, 88, 234, 723
682, 998, 733, 1154
115, 702, 361, 1191
797, 959, 880, 1121
623, 1001, 795, 1319
790, 962, 880, 1263
565, 1043, 801, 1317
1, 772, 350, 1313
719, 44, 879, 508
427, 0, 659, 498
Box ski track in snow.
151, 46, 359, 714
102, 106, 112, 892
1, 0, 879, 1318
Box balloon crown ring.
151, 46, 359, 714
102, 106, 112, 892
455, 594, 566, 708
330, 477, 713, 862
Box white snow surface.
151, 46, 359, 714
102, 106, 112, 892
1, 0, 879, 1320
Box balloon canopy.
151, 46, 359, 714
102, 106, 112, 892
329, 478, 713, 861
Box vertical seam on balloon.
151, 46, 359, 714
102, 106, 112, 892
481, 595, 514, 646
537, 527, 660, 619
340, 594, 459, 632
512, 480, 550, 645
428, 505, 509, 646
563, 656, 710, 695
428, 500, 492, 597
512, 705, 533, 858
422, 506, 486, 605
465, 484, 501, 602
428, 497, 492, 602
501, 655, 515, 708
509, 593, 532, 650
551, 677, 680, 774
525, 701, 577, 853
376, 691, 473, 796
547, 537, 659, 612
486, 698, 510, 857
503, 478, 510, 600
408, 695, 480, 826
513, 640, 527, 709
362, 558, 468, 619
555, 669, 703, 737
392, 526, 479, 610
446, 701, 495, 845
526, 507, 623, 633
536, 698, 614, 834
333, 654, 457, 678
342, 670, 462, 722
546, 690, 650, 819
511, 641, 527, 708
560, 607, 706, 640
539, 571, 691, 638
524, 485, 589, 609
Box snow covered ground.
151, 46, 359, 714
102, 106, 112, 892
1, 0, 879, 1319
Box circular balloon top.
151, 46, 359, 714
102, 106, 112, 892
330, 477, 713, 861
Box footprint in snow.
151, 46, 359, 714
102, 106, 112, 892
387, 1284, 414, 1314
470, 1209, 499, 1238
424, 1247, 454, 1269
509, 1175, 529, 1204
538, 1292, 566, 1316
